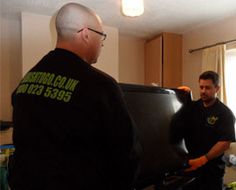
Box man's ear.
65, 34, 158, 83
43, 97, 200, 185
215, 85, 220, 93
81, 28, 89, 43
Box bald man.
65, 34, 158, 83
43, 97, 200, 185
9, 3, 141, 190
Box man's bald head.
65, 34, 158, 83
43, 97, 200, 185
55, 3, 105, 64
56, 3, 101, 41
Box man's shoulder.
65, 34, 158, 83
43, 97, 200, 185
88, 66, 118, 86
189, 99, 201, 108
215, 99, 235, 117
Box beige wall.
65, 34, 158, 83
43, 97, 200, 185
183, 15, 236, 184
95, 26, 119, 80
183, 15, 236, 99
0, 15, 21, 121
21, 12, 56, 75
119, 35, 145, 84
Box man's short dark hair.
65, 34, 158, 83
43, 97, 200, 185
199, 71, 220, 86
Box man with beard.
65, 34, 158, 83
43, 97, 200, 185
174, 71, 235, 190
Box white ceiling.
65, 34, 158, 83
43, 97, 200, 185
2, 0, 236, 39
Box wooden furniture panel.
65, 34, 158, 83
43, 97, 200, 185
145, 33, 182, 88
145, 36, 162, 86
163, 33, 182, 88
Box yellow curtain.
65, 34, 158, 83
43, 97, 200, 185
202, 44, 227, 104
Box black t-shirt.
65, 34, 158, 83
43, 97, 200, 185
170, 98, 235, 161
184, 99, 235, 158
9, 48, 141, 190
170, 98, 235, 184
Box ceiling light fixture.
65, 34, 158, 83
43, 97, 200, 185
122, 0, 144, 17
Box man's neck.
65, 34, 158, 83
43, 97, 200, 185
56, 41, 91, 64
203, 98, 217, 108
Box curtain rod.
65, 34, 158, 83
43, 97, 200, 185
189, 38, 236, 53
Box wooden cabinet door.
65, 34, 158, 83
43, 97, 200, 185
145, 35, 162, 86
162, 33, 182, 88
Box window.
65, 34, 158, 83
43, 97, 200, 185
225, 48, 236, 130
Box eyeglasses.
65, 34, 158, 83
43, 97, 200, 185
78, 28, 107, 41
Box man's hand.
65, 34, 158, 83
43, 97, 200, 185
177, 86, 191, 92
185, 155, 208, 172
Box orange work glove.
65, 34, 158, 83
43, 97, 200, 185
177, 86, 191, 92
185, 155, 208, 172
